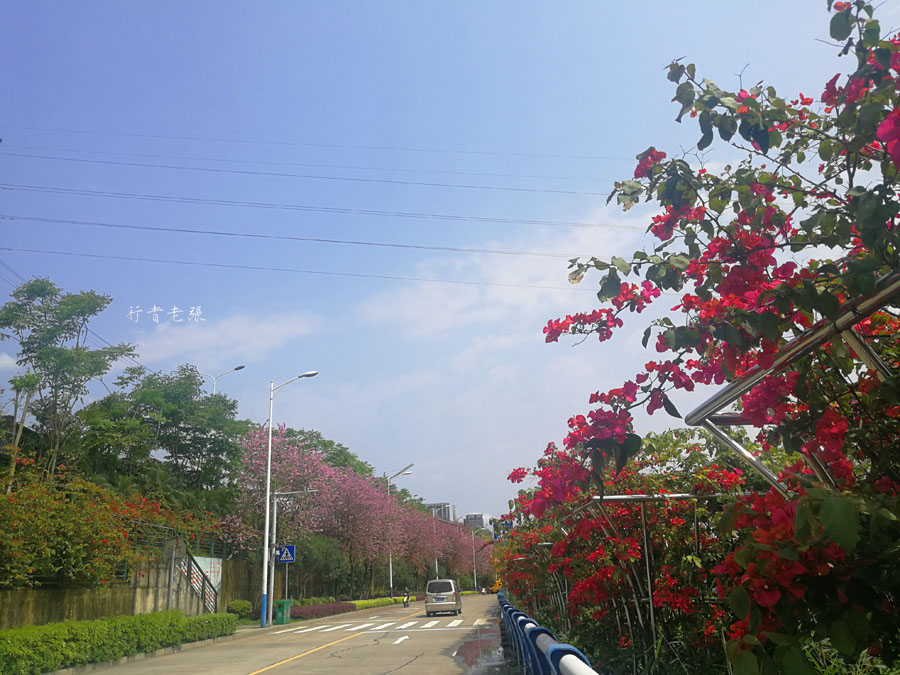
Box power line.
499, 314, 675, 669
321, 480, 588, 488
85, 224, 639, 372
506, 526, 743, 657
0, 214, 588, 259
2, 143, 612, 183
1, 247, 597, 293
0, 151, 607, 196
0, 183, 646, 231
1, 123, 634, 162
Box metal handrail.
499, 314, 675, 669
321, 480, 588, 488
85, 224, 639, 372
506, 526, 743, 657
177, 545, 217, 613
499, 592, 597, 675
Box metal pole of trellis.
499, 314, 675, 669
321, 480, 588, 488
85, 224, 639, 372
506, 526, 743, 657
684, 270, 900, 494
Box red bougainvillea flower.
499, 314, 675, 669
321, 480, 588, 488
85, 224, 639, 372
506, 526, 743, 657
634, 147, 666, 179
876, 108, 900, 169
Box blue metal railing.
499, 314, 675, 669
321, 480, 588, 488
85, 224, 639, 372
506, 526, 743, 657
498, 592, 598, 675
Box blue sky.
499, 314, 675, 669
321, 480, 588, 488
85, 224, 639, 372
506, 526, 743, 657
1, 1, 891, 518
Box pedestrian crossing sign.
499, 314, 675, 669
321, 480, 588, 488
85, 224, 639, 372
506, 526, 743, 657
278, 545, 295, 563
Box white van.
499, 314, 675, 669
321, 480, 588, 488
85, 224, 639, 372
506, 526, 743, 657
425, 578, 462, 617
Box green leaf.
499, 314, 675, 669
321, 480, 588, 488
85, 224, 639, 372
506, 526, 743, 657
830, 620, 856, 656
782, 647, 816, 675
642, 326, 653, 349
733, 649, 759, 675
698, 129, 714, 151
669, 254, 690, 270
820, 495, 860, 552
718, 504, 737, 537
794, 501, 812, 544
718, 116, 738, 141
777, 545, 799, 561
667, 63, 686, 82
610, 256, 631, 275
727, 587, 750, 618
734, 547, 753, 568
830, 10, 853, 41
597, 271, 622, 302
662, 395, 681, 419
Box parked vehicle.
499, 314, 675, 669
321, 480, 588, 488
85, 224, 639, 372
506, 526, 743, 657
424, 578, 462, 617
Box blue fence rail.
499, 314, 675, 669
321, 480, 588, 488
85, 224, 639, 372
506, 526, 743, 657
498, 592, 598, 675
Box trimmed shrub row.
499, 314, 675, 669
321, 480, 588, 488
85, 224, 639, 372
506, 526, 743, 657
289, 602, 356, 620
291, 596, 336, 607
0, 610, 237, 675
226, 600, 253, 618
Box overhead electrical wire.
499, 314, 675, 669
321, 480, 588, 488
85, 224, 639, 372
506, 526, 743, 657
0, 247, 597, 293
0, 151, 607, 196
0, 214, 592, 259
1, 143, 613, 183
0, 123, 634, 161
0, 183, 647, 231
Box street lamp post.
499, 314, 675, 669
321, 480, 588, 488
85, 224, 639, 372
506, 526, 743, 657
267, 488, 318, 627
471, 526, 493, 592
260, 371, 318, 629
198, 365, 245, 395
431, 508, 439, 577
385, 464, 413, 599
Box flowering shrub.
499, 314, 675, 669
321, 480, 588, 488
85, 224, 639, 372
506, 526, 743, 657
501, 3, 900, 673
0, 460, 221, 589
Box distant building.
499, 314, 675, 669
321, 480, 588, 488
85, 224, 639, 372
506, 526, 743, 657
463, 513, 494, 531
424, 502, 456, 522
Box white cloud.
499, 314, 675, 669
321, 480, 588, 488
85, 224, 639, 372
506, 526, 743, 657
0, 353, 17, 371
357, 205, 650, 339
135, 311, 323, 366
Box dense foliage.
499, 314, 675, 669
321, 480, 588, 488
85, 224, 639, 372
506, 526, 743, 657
498, 3, 900, 674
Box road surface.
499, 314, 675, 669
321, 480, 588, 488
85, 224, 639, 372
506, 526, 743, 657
103, 593, 506, 674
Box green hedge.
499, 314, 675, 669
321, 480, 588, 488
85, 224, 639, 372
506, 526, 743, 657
0, 610, 237, 675
292, 596, 335, 607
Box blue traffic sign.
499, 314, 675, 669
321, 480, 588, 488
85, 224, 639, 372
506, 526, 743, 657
278, 545, 295, 564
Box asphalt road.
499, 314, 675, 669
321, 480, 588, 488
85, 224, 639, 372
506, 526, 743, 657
103, 593, 506, 674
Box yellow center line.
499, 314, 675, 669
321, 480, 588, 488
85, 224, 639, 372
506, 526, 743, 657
247, 609, 422, 674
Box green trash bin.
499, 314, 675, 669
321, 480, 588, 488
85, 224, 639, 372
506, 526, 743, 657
274, 599, 292, 625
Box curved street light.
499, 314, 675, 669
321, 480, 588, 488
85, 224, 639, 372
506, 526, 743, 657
385, 464, 414, 598
198, 364, 245, 395
471, 526, 494, 592
260, 370, 318, 628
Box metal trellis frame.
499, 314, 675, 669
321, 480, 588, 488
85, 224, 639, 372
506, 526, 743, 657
684, 270, 900, 496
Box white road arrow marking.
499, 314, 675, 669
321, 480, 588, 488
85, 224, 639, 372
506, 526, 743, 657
393, 636, 409, 645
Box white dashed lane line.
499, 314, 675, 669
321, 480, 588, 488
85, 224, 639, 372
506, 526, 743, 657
396, 621, 418, 629
320, 624, 353, 632
292, 625, 331, 633
421, 620, 439, 628
371, 622, 396, 630
346, 623, 375, 631
447, 619, 463, 627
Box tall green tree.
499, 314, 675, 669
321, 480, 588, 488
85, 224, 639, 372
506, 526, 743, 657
79, 364, 245, 499
0, 278, 133, 477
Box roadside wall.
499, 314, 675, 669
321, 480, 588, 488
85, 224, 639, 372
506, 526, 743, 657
0, 560, 206, 629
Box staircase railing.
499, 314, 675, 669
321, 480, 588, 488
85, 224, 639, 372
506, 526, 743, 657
176, 544, 218, 614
